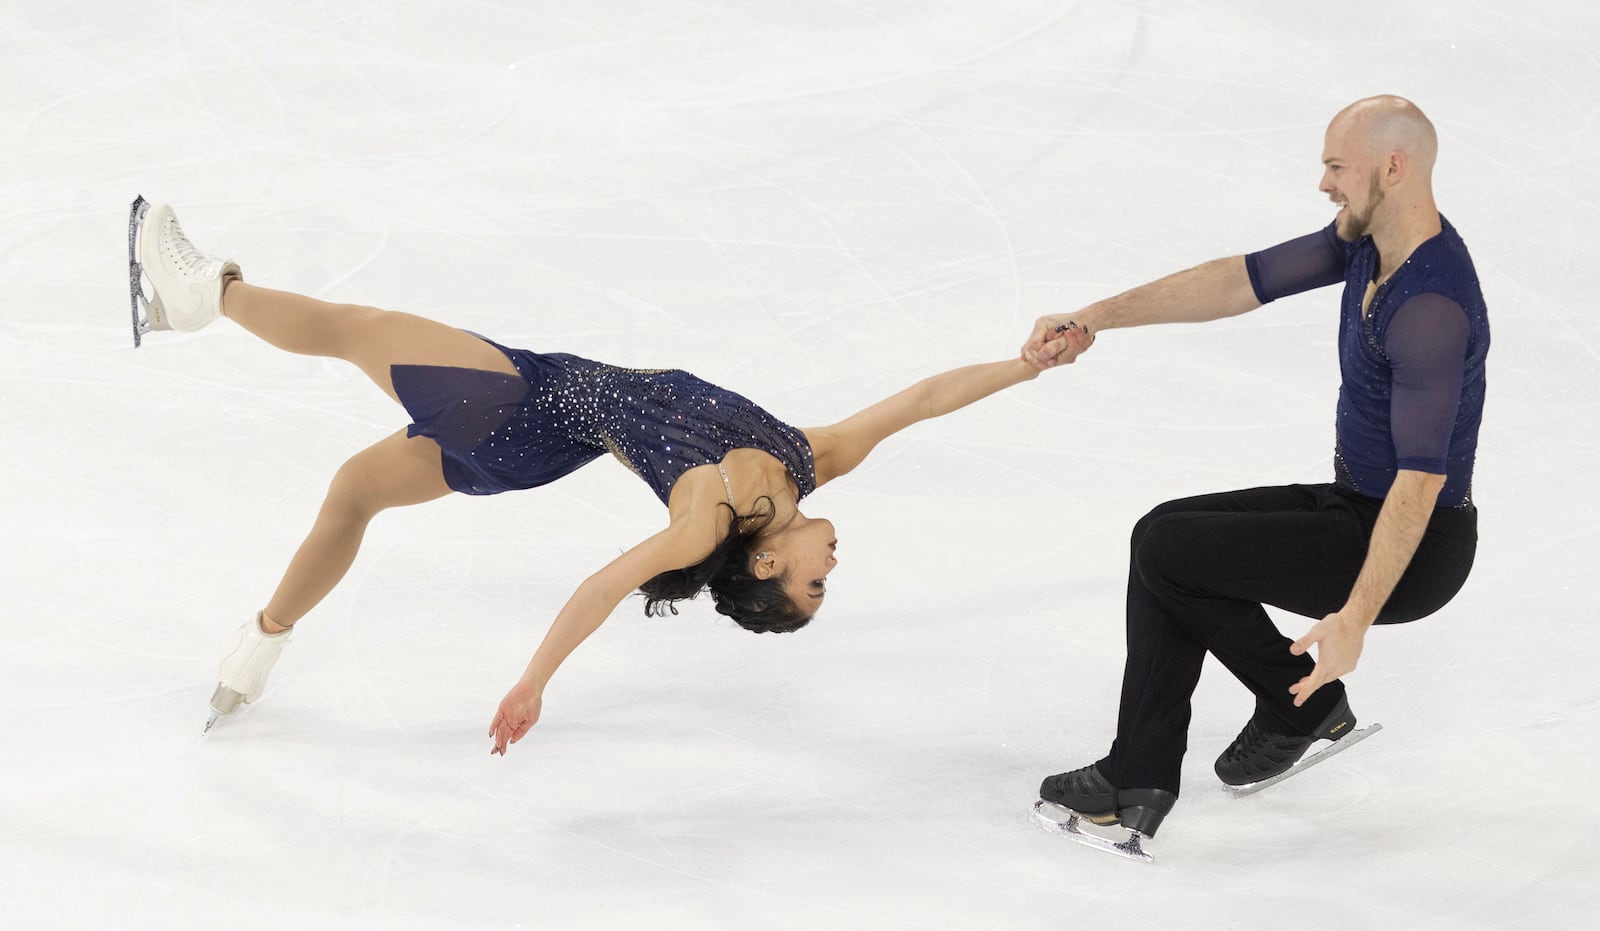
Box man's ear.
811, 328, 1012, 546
1384, 150, 1407, 185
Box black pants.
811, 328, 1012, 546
1094, 483, 1478, 794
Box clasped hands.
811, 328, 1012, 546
1021, 314, 1096, 369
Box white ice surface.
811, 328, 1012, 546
4, 2, 1598, 928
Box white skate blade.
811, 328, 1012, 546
1031, 800, 1154, 863
1222, 722, 1383, 798
127, 195, 161, 347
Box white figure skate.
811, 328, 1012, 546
205, 613, 292, 735
127, 195, 241, 347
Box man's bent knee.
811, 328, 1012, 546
1131, 497, 1197, 550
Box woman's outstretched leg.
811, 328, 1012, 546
133, 198, 518, 399
209, 429, 455, 728
220, 281, 518, 401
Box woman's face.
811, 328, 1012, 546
755, 513, 837, 610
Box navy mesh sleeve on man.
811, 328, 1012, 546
1386, 293, 1470, 475
1245, 225, 1345, 304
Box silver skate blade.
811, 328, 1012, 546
203, 684, 245, 737
1031, 800, 1154, 863
127, 195, 151, 348
1223, 722, 1384, 798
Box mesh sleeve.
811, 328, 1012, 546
1387, 293, 1470, 474
1244, 224, 1345, 304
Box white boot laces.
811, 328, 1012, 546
163, 215, 219, 279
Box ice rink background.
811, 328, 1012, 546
4, 1, 1598, 928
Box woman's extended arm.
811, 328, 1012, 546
488, 516, 717, 755
806, 353, 1059, 487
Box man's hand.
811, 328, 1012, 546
1288, 610, 1369, 707
1022, 315, 1095, 369
488, 678, 544, 755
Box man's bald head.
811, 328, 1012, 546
1330, 95, 1438, 179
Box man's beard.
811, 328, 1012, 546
1337, 174, 1385, 241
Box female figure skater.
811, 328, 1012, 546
129, 198, 1091, 754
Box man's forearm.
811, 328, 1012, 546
1078, 256, 1261, 332
1342, 470, 1447, 626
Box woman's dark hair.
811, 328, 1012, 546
638, 497, 814, 634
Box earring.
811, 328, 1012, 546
755, 551, 772, 562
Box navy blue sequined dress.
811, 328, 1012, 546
391, 337, 816, 504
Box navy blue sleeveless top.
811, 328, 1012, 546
1245, 216, 1489, 506
392, 339, 817, 504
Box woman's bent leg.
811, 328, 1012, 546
209, 430, 458, 725
263, 429, 454, 627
